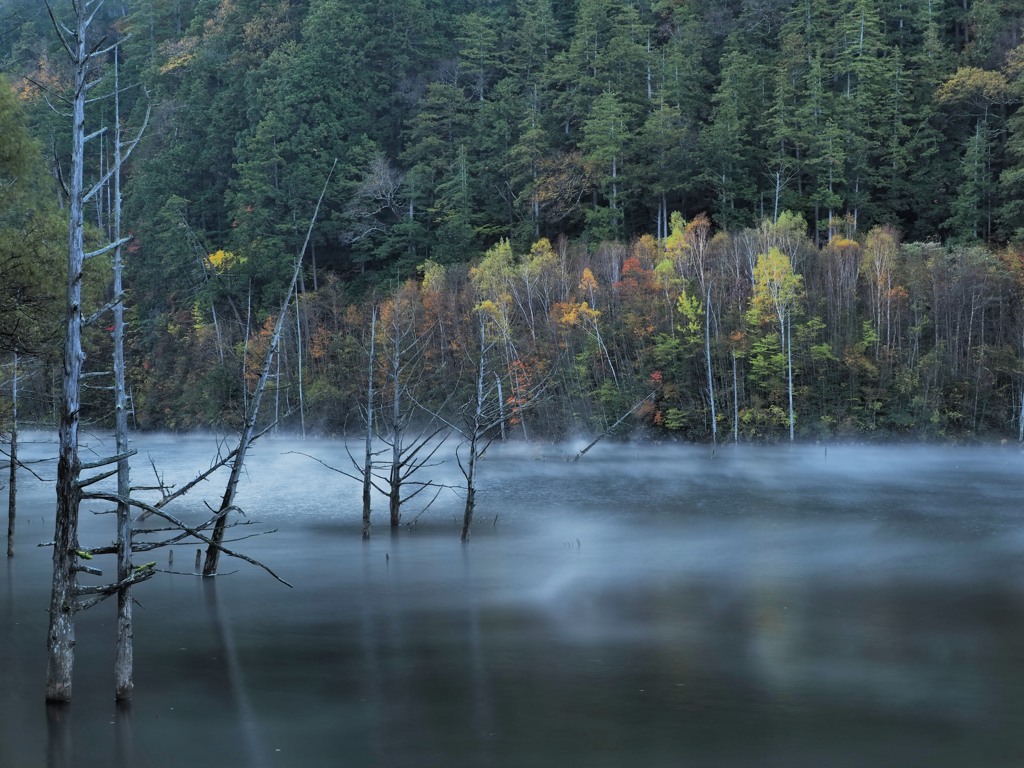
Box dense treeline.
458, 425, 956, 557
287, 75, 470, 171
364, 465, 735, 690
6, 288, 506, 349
1, 0, 1024, 441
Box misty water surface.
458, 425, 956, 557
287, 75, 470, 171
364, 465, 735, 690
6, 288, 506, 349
3, 433, 1024, 767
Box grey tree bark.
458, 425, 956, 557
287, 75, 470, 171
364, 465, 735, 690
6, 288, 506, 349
111, 50, 134, 701
45, 2, 151, 702
460, 318, 490, 543
45, 0, 93, 701
362, 306, 376, 539
7, 352, 17, 558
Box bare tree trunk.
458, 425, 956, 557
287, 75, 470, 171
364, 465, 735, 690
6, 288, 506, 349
362, 307, 375, 539
295, 295, 305, 437
461, 321, 487, 543
46, 1, 91, 699
494, 374, 505, 441
388, 318, 402, 528
388, 371, 401, 527
45, 4, 150, 702
732, 350, 739, 445
705, 287, 716, 445
787, 313, 795, 443
7, 352, 17, 558
112, 52, 134, 701
1019, 384, 1024, 444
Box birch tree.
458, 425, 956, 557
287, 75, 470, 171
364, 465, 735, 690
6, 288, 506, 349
747, 247, 804, 442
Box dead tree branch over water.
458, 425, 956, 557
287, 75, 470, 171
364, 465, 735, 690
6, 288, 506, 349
570, 389, 660, 462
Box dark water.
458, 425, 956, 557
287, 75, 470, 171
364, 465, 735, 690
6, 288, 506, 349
3, 434, 1024, 767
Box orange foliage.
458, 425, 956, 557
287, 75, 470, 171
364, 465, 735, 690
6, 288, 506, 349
555, 300, 600, 328
243, 315, 276, 389
506, 357, 540, 426
310, 325, 332, 362
14, 53, 64, 101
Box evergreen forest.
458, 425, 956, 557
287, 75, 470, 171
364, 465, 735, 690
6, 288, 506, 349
3, 0, 1024, 442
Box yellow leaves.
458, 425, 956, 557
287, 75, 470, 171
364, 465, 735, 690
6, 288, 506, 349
1005, 44, 1024, 80
14, 53, 63, 101
471, 239, 514, 296
157, 37, 200, 75
861, 226, 899, 283
310, 326, 332, 362
159, 52, 196, 75
579, 267, 599, 295
684, 212, 711, 240
828, 236, 860, 251
206, 0, 237, 35
653, 257, 679, 292
243, 314, 277, 389
191, 300, 205, 331
664, 211, 689, 264
748, 247, 803, 328
475, 298, 502, 319
206, 249, 244, 273
419, 259, 447, 293
631, 233, 658, 263
526, 238, 557, 276
556, 300, 600, 328
935, 67, 1010, 107
676, 290, 703, 341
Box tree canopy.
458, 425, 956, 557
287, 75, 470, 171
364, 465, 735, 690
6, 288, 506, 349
3, 0, 1024, 441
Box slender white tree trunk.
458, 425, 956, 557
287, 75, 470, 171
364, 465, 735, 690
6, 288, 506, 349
7, 352, 17, 558
1019, 385, 1024, 443
732, 350, 739, 445
295, 295, 305, 437
112, 50, 134, 701
787, 313, 795, 442
705, 287, 716, 445
362, 307, 376, 538
47, 3, 90, 700
461, 318, 487, 543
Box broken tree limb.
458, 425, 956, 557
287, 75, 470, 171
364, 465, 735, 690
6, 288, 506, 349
89, 491, 292, 588
74, 563, 157, 612
570, 389, 660, 462
135, 440, 241, 522
80, 449, 137, 470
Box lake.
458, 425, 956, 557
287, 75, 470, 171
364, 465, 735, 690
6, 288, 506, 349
3, 434, 1024, 767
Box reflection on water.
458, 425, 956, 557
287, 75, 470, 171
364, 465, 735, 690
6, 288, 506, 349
2, 435, 1024, 767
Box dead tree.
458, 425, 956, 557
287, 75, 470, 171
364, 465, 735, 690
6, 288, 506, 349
82, 436, 288, 585
110, 49, 134, 700
6, 352, 18, 558
361, 306, 376, 538
378, 289, 448, 527
294, 293, 450, 535
446, 314, 550, 541
202, 159, 336, 576
37, 3, 288, 697
458, 316, 496, 542
45, 0, 147, 703
569, 389, 660, 462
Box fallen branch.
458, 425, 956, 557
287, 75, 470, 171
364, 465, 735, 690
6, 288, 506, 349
570, 389, 659, 462
74, 562, 157, 611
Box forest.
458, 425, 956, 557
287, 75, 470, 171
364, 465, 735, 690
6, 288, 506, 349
1, 0, 1024, 443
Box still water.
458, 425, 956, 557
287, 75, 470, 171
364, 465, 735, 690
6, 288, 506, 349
2, 434, 1024, 767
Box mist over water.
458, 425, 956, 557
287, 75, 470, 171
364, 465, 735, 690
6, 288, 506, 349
3, 434, 1024, 766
